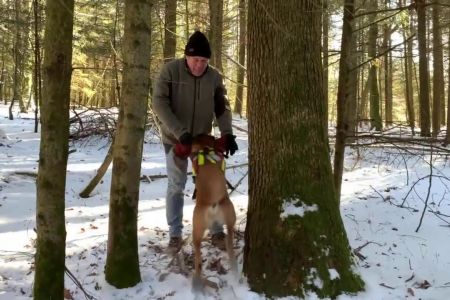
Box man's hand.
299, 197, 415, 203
225, 134, 238, 156
174, 132, 192, 158
178, 132, 192, 145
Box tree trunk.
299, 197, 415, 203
104, 0, 152, 288
234, 0, 246, 116
368, 0, 381, 131
431, 1, 443, 137
11, 0, 30, 116
33, 0, 74, 298
10, 0, 22, 119
346, 29, 358, 142
244, 0, 364, 298
416, 0, 431, 136
184, 0, 189, 41
334, 0, 356, 201
163, 0, 176, 63
208, 0, 223, 71
382, 6, 393, 126
111, 0, 121, 108
0, 56, 4, 104
402, 7, 415, 133
446, 29, 450, 144
33, 0, 42, 133
322, 0, 329, 122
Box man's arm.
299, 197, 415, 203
152, 64, 188, 139
214, 75, 233, 136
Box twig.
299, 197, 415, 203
416, 147, 433, 232
65, 266, 97, 300
379, 283, 395, 289
229, 170, 248, 196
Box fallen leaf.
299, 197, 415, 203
407, 287, 415, 296
415, 280, 431, 289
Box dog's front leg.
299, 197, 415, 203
192, 206, 206, 293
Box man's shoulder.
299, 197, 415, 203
206, 64, 221, 76
165, 58, 184, 70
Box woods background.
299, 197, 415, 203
1, 0, 449, 139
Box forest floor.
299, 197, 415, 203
1, 104, 450, 300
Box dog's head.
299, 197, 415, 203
191, 134, 216, 153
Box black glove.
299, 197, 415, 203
225, 134, 238, 156
178, 132, 192, 145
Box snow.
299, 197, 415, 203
280, 199, 318, 219
1, 104, 450, 300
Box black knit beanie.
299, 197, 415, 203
184, 31, 211, 58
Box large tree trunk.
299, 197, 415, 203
431, 1, 443, 137
163, 0, 176, 63
368, 0, 381, 131
244, 0, 364, 298
416, 0, 431, 136
234, 0, 246, 116
334, 0, 356, 201
104, 0, 152, 288
33, 0, 74, 298
322, 0, 329, 122
208, 0, 223, 71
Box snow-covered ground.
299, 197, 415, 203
1, 104, 449, 300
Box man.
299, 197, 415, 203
152, 31, 238, 254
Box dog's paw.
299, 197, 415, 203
230, 258, 238, 274
192, 275, 204, 294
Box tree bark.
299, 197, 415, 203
402, 5, 415, 133
368, 0, 381, 131
163, 0, 176, 63
416, 0, 431, 136
431, 1, 443, 137
104, 0, 152, 288
334, 0, 356, 201
0, 55, 5, 104
322, 0, 329, 122
208, 0, 223, 71
382, 4, 393, 126
446, 29, 450, 144
33, 0, 42, 133
234, 0, 246, 116
33, 0, 74, 298
244, 0, 364, 297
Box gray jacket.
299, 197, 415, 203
152, 58, 233, 145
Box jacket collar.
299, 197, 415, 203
184, 58, 209, 78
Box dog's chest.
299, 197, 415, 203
204, 204, 225, 228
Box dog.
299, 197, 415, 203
188, 134, 237, 291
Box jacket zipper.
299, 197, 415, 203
190, 77, 197, 133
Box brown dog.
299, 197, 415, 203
189, 134, 237, 291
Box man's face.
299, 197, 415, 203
186, 56, 209, 77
